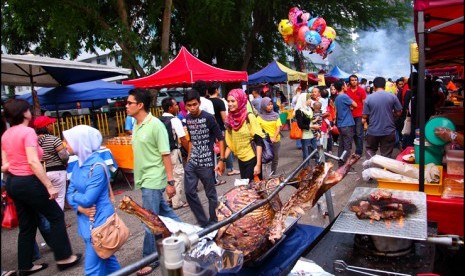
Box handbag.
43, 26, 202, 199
90, 163, 129, 259
252, 133, 274, 164
1, 192, 18, 229
401, 109, 411, 135
330, 125, 340, 136
290, 120, 303, 140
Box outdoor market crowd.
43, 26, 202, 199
1, 74, 463, 276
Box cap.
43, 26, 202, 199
33, 116, 57, 129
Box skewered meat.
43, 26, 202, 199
119, 154, 361, 264
350, 189, 416, 221
119, 196, 171, 238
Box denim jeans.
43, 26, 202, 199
301, 138, 318, 166
338, 126, 355, 167
141, 187, 180, 263
353, 117, 364, 155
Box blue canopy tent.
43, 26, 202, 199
325, 66, 351, 82
17, 80, 134, 110
248, 60, 308, 84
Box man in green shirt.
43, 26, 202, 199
126, 88, 180, 276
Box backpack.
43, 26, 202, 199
159, 116, 179, 151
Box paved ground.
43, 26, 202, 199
1, 130, 400, 275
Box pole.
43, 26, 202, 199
417, 11, 426, 192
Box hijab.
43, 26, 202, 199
294, 92, 313, 118
226, 88, 248, 131
178, 101, 188, 118
258, 97, 279, 121
63, 125, 102, 166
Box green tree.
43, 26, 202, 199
1, 0, 412, 77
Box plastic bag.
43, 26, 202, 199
2, 192, 18, 229
290, 121, 303, 140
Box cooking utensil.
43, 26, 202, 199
334, 260, 411, 276
425, 116, 456, 146
331, 187, 427, 241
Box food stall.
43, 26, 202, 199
105, 136, 134, 189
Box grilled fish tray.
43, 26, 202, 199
331, 187, 427, 240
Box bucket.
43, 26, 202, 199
414, 138, 444, 165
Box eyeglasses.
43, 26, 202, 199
126, 101, 139, 105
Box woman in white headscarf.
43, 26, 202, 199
294, 93, 315, 166
64, 125, 120, 276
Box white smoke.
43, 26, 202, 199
354, 26, 415, 80
305, 24, 416, 81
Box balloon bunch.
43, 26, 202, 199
278, 7, 336, 58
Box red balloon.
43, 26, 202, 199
311, 17, 327, 35
297, 26, 310, 42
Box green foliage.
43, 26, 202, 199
1, 0, 412, 77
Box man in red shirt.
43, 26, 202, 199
346, 75, 367, 155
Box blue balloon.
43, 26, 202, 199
304, 30, 321, 46
307, 18, 316, 28
327, 41, 336, 53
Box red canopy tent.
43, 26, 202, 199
123, 47, 248, 88
414, 0, 464, 191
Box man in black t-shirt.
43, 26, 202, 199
184, 89, 225, 227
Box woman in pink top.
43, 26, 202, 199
1, 99, 81, 275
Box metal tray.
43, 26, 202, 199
331, 187, 427, 241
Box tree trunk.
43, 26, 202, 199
241, 10, 262, 71
161, 0, 173, 67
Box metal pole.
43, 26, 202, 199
417, 10, 426, 192
108, 252, 159, 276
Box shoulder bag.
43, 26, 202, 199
90, 163, 129, 259
290, 119, 303, 139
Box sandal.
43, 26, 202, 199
136, 266, 154, 276
227, 170, 240, 176
173, 201, 189, 210
215, 180, 226, 186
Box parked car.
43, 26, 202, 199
102, 97, 127, 116
156, 88, 185, 106
45, 107, 91, 118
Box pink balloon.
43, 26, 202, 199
297, 26, 310, 42
311, 17, 327, 35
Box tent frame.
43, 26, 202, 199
416, 9, 464, 191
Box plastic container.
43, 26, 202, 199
377, 165, 444, 196
446, 150, 464, 175
414, 138, 444, 165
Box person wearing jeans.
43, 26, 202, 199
346, 75, 367, 156
294, 92, 315, 166
333, 79, 358, 167
126, 88, 179, 276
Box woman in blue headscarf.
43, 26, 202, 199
64, 125, 120, 276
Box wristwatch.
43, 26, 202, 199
218, 158, 227, 162
167, 180, 175, 186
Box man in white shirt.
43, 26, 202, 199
193, 80, 215, 115
160, 97, 190, 209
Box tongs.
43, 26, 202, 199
334, 260, 411, 276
